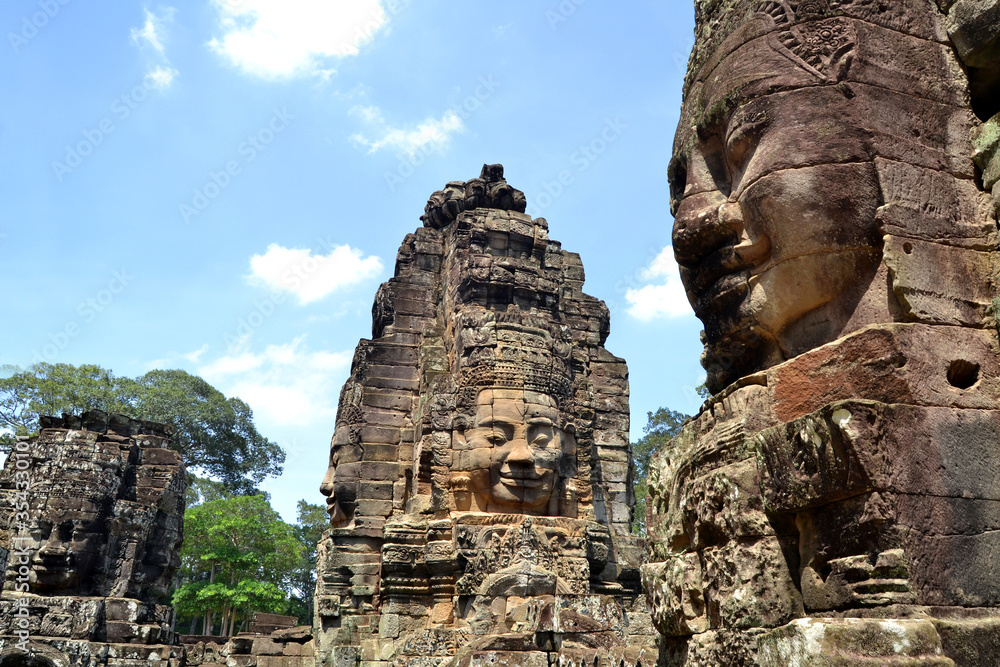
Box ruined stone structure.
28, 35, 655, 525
0, 411, 186, 666
644, 1, 1000, 665
315, 165, 657, 666
182, 625, 316, 667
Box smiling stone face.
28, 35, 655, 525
672, 85, 887, 390
669, 1, 986, 392
461, 388, 573, 514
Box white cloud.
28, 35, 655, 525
130, 8, 171, 54
145, 65, 179, 90
208, 0, 388, 79
130, 8, 178, 90
146, 343, 210, 369
180, 344, 209, 363
247, 242, 383, 305
625, 246, 695, 321
198, 336, 351, 426
350, 105, 465, 156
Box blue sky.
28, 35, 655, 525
1, 0, 704, 521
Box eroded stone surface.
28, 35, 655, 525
314, 165, 654, 666
0, 411, 185, 666
648, 1, 1000, 664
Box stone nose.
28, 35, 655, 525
506, 437, 535, 466
37, 538, 68, 559
319, 466, 335, 497
672, 191, 739, 267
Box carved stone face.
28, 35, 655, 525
672, 22, 897, 391
319, 423, 362, 527
30, 516, 103, 594
462, 388, 571, 514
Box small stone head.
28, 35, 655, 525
2, 414, 185, 599
319, 430, 362, 528
449, 313, 577, 516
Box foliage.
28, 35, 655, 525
186, 475, 237, 508
285, 500, 329, 625
172, 495, 303, 636
631, 407, 689, 536
0, 363, 283, 494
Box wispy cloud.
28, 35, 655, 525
145, 65, 178, 90
208, 0, 388, 79
247, 242, 383, 305
130, 8, 169, 54
181, 343, 209, 363
349, 105, 465, 156
146, 343, 209, 369
130, 8, 178, 89
625, 246, 695, 321
198, 336, 351, 426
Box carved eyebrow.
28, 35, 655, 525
526, 417, 555, 426
725, 107, 767, 145
475, 418, 516, 430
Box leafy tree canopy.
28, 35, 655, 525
0, 363, 283, 494
286, 500, 328, 625
631, 407, 690, 536
173, 495, 303, 636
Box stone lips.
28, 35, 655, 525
314, 165, 655, 665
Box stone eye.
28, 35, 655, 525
529, 425, 554, 448
486, 431, 507, 445
727, 132, 750, 169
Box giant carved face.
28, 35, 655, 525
30, 513, 104, 594
461, 388, 573, 514
319, 423, 362, 528
669, 11, 921, 392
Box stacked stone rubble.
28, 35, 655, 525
645, 1, 1000, 665
182, 626, 316, 667
0, 411, 186, 666
315, 165, 656, 666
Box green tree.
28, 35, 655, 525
0, 363, 283, 494
286, 500, 328, 625
186, 476, 236, 508
631, 407, 689, 536
173, 495, 303, 636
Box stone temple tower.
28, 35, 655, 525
314, 165, 657, 666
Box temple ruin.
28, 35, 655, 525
1, 3, 999, 666
314, 164, 657, 666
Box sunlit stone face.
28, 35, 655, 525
463, 388, 572, 514
318, 423, 362, 528
671, 46, 899, 392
